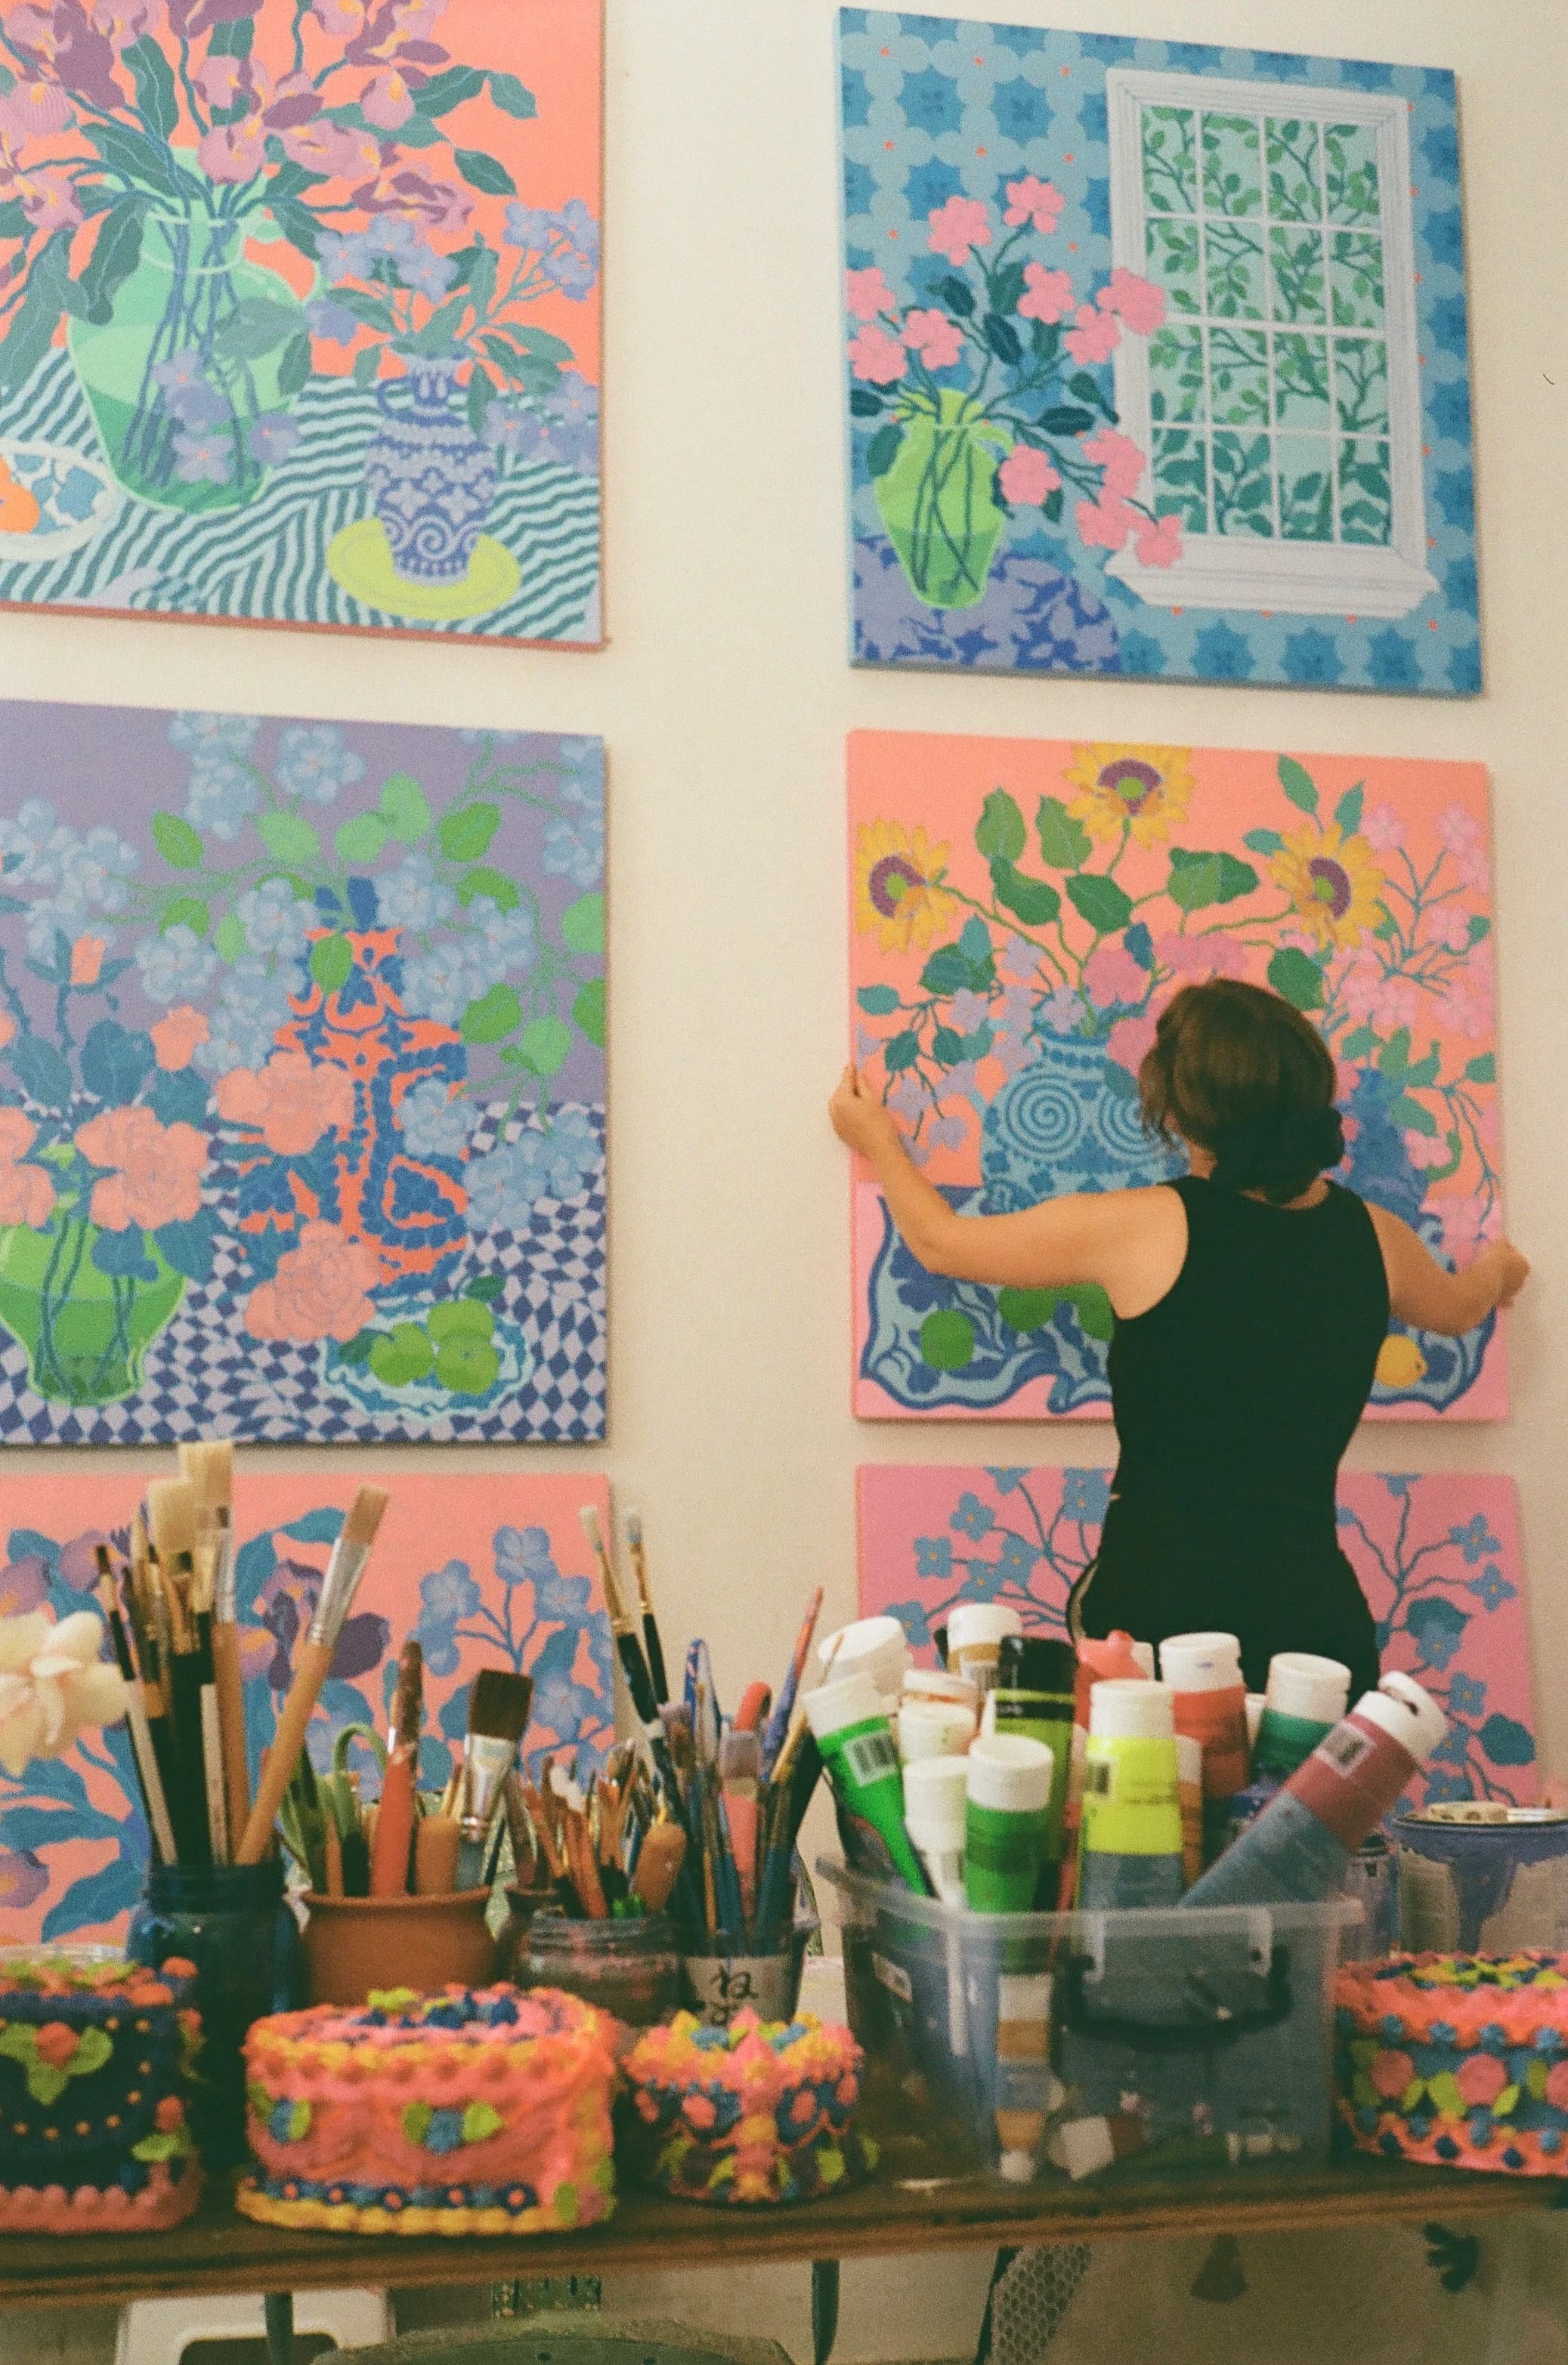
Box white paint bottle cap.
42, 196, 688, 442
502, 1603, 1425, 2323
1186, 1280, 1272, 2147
1266, 1652, 1351, 1727
803, 1670, 886, 1744
966, 1731, 1053, 1814
948, 1603, 1025, 1656
1245, 1693, 1266, 1748
1159, 1631, 1243, 1692
1089, 1677, 1175, 1740
903, 1752, 970, 1847
898, 1699, 976, 1763
904, 1665, 981, 1712
1353, 1671, 1447, 1766
818, 1615, 910, 1701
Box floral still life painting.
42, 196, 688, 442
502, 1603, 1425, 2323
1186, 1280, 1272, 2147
858, 1464, 1536, 1811
839, 11, 1478, 691
0, 1471, 614, 1943
0, 0, 601, 644
849, 729, 1501, 1423
0, 700, 605, 1442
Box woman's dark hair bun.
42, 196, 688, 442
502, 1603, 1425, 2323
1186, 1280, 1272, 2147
1210, 1105, 1345, 1199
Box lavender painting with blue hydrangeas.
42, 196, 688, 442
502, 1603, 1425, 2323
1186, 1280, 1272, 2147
0, 701, 605, 1444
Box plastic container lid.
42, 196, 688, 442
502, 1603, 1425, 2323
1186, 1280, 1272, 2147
1265, 1651, 1350, 1727
1353, 1670, 1447, 1766
903, 1666, 981, 1711
1160, 1631, 1243, 1692
902, 1752, 970, 1844
966, 1731, 1053, 1814
818, 1615, 909, 1700
1089, 1677, 1175, 1740
948, 1602, 1024, 1656
803, 1671, 887, 1745
898, 1699, 976, 1763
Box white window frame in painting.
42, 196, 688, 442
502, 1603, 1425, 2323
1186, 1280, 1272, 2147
1103, 69, 1437, 619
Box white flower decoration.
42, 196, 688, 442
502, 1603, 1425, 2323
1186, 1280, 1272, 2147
0, 1611, 129, 1777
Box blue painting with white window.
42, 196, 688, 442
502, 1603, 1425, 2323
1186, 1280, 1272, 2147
839, 11, 1479, 693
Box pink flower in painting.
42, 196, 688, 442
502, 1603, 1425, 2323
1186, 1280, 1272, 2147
845, 265, 897, 322
1107, 1012, 1158, 1074
1003, 175, 1064, 233
362, 66, 415, 130
200, 114, 268, 184
90, 0, 160, 44
1065, 304, 1120, 365
1082, 428, 1145, 498
216, 1051, 354, 1158
359, 169, 470, 236
1434, 905, 1474, 954
1075, 491, 1133, 551
1362, 802, 1405, 852
1369, 2049, 1415, 2100
1406, 1130, 1449, 1171
0, 1108, 52, 1232
1085, 942, 1147, 1009
151, 1006, 209, 1072
1096, 267, 1166, 335
199, 52, 245, 106
244, 1221, 382, 1345
997, 444, 1059, 506
69, 935, 104, 987
902, 308, 965, 369
0, 76, 75, 139
309, 0, 364, 31
1017, 262, 1073, 323
1134, 512, 1183, 568
280, 117, 383, 180
1156, 931, 1248, 984
848, 324, 908, 385
1455, 2052, 1508, 2108
926, 194, 991, 266
1446, 944, 1494, 1040
20, 168, 82, 235
1437, 802, 1489, 890
74, 1106, 207, 1232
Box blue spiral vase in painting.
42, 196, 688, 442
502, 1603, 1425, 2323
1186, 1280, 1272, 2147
363, 360, 499, 587
981, 1034, 1179, 1210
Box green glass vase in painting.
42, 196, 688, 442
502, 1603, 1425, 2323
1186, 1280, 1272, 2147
0, 1213, 185, 1405
67, 209, 308, 517
874, 391, 1011, 609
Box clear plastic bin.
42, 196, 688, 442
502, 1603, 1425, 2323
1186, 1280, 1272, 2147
818, 1856, 1360, 2184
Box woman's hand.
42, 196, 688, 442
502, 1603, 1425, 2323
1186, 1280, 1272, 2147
829, 1063, 902, 1164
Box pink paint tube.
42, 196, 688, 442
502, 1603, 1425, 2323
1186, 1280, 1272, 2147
1160, 1631, 1251, 1801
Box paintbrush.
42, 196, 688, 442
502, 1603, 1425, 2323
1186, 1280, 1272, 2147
760, 1585, 824, 1777
124, 1516, 181, 1836
623, 1509, 668, 1705
631, 1818, 687, 1914
146, 1477, 215, 1867
96, 1550, 178, 1867
454, 1667, 533, 1890
370, 1640, 422, 1897
181, 1440, 249, 1850
580, 1504, 684, 1809
237, 1485, 390, 1864
719, 1728, 762, 1925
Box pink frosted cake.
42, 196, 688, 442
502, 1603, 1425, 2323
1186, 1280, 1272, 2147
623, 2008, 877, 2206
0, 1952, 203, 2232
237, 1983, 618, 2234
1337, 1952, 1568, 2174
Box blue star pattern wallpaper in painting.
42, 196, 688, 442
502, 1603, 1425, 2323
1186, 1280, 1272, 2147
839, 11, 1479, 692
0, 700, 605, 1442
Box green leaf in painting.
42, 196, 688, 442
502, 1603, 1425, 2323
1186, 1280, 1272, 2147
352, 344, 380, 389
122, 35, 178, 138
883, 1030, 920, 1072
518, 1016, 572, 1075
160, 896, 209, 937
865, 422, 903, 478
856, 985, 900, 1016
572, 976, 605, 1047
1390, 1095, 1439, 1136
1065, 872, 1133, 934
920, 945, 973, 996
997, 1287, 1058, 1332
439, 802, 500, 861
461, 984, 522, 1045
310, 935, 352, 994
277, 332, 312, 400
412, 63, 486, 115
487, 70, 537, 117
932, 1025, 964, 1064
1464, 1053, 1495, 1083
561, 893, 603, 954
0, 230, 70, 391
335, 812, 388, 865
1166, 846, 1257, 910
1378, 1026, 1412, 1077
258, 812, 320, 867
920, 1309, 974, 1371
1242, 827, 1284, 855
1277, 754, 1319, 815
975, 788, 1025, 864
0, 199, 26, 242
1035, 795, 1092, 870
1335, 782, 1365, 836
454, 147, 517, 197
379, 772, 433, 844
85, 119, 180, 196
151, 812, 203, 870
269, 196, 322, 261
1266, 945, 1325, 1009
990, 859, 1060, 926
456, 865, 519, 911
76, 200, 145, 326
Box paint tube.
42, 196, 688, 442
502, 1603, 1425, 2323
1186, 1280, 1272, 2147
901, 1754, 971, 2063
1160, 1631, 1251, 1803
1183, 1671, 1447, 1909
1058, 1631, 1151, 1906
1047, 2110, 1149, 2181
805, 1671, 928, 1894
899, 1697, 977, 1764
964, 1733, 1053, 1912
1077, 1679, 1186, 1910
990, 1634, 1076, 1874
994, 1972, 1060, 2184
1174, 1733, 1204, 1889
948, 1602, 1023, 1699
817, 1615, 909, 1705
1224, 1652, 1353, 1848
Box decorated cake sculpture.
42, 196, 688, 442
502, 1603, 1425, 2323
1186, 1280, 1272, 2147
622, 2008, 877, 2206
237, 1983, 619, 2234
1337, 1952, 1568, 2175
0, 1952, 203, 2232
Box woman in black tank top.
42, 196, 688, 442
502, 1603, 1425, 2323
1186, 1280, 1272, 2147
831, 979, 1530, 1693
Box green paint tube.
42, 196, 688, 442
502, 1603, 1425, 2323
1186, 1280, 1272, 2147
805, 1671, 929, 1893
965, 1733, 1055, 1912
991, 1633, 1077, 1868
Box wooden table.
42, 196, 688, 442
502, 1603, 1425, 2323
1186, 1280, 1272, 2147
1, 2142, 1557, 2364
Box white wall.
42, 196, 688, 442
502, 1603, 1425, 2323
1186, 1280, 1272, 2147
2, 0, 1566, 2357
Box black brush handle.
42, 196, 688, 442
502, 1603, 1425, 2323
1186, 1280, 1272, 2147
167, 1650, 212, 1866
642, 1613, 670, 1707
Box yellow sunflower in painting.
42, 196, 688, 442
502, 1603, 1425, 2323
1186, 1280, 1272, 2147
1270, 821, 1387, 949
1064, 744, 1195, 848
855, 820, 954, 953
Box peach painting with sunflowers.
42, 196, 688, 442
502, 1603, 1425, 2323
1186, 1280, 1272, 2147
849, 728, 1502, 1422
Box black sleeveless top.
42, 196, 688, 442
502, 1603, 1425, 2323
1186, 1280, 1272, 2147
1080, 1176, 1390, 1693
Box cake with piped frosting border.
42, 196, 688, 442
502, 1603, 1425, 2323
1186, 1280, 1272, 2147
622, 2008, 877, 2205
1337, 1952, 1568, 2173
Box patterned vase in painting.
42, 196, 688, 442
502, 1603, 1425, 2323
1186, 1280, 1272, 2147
363, 359, 499, 586
231, 929, 471, 1296
981, 1031, 1181, 1209
0, 1210, 185, 1405
873, 390, 1011, 609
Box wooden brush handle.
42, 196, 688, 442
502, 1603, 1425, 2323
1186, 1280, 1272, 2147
370, 1749, 416, 1897
237, 1638, 332, 1864
211, 1624, 252, 1843
414, 1814, 460, 1897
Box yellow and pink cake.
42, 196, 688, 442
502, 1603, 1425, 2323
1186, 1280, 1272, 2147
623, 2008, 877, 2206
1337, 1952, 1568, 2174
237, 1983, 618, 2234
0, 1952, 203, 2232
